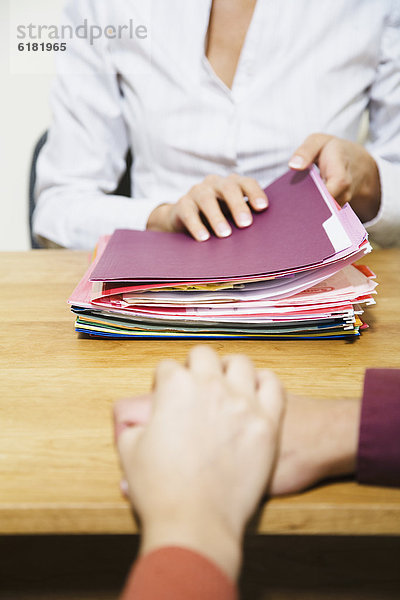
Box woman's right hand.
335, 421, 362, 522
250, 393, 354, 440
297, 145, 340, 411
146, 173, 268, 241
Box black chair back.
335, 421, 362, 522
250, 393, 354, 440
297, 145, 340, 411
29, 132, 132, 248
29, 132, 48, 249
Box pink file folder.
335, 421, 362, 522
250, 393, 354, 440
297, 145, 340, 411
90, 167, 367, 283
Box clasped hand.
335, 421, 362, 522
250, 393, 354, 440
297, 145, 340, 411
115, 347, 285, 578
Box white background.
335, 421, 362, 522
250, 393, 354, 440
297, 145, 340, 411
0, 0, 63, 251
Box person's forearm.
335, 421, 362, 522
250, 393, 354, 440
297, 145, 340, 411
270, 395, 360, 496
33, 189, 164, 249
363, 157, 400, 247
140, 510, 242, 581
116, 347, 286, 599
121, 546, 237, 600
318, 398, 360, 481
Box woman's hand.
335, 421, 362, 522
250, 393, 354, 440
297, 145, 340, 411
289, 134, 381, 223
146, 174, 268, 241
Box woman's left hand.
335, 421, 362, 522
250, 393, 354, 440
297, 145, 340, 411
289, 134, 381, 222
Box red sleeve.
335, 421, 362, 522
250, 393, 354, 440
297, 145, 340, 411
120, 546, 237, 600
357, 369, 400, 487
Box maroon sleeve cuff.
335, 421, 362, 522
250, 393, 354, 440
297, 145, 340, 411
120, 546, 237, 600
357, 369, 400, 487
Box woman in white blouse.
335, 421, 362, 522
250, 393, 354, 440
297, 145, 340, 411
34, 0, 400, 249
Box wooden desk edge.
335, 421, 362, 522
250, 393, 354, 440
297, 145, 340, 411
1, 503, 400, 536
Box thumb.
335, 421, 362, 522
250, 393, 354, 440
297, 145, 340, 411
289, 133, 333, 170
256, 369, 286, 431
113, 395, 152, 444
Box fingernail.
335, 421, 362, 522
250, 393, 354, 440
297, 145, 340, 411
237, 212, 252, 227
197, 229, 210, 241
114, 422, 129, 442
120, 479, 129, 497
289, 155, 305, 169
254, 197, 268, 209
216, 223, 232, 237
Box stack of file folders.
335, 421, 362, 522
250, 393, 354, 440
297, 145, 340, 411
69, 167, 377, 340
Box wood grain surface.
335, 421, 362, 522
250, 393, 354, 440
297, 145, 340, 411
1, 249, 399, 535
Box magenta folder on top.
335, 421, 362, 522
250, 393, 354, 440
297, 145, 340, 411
90, 167, 367, 283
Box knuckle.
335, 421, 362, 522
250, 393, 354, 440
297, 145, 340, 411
305, 132, 322, 146
225, 353, 245, 366
305, 133, 318, 144
305, 132, 332, 149
206, 377, 226, 401
230, 353, 253, 367
342, 190, 352, 204
178, 201, 193, 219
330, 137, 342, 149
164, 369, 191, 391
178, 204, 197, 223
259, 368, 281, 388
158, 358, 176, 370
337, 174, 351, 190
197, 185, 215, 201
240, 176, 259, 188
157, 359, 180, 381
204, 174, 219, 185
227, 173, 241, 182
177, 195, 190, 210
190, 183, 203, 195
184, 214, 202, 229
220, 181, 241, 199
190, 345, 215, 360
231, 397, 251, 416
314, 131, 331, 141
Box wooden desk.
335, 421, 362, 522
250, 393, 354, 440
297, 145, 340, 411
1, 249, 400, 536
